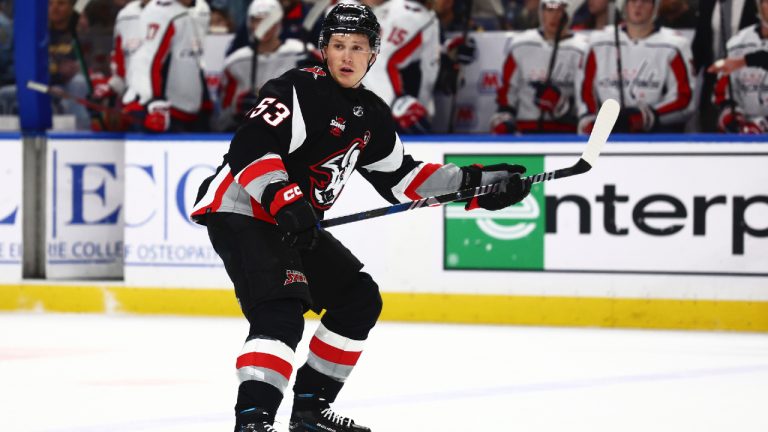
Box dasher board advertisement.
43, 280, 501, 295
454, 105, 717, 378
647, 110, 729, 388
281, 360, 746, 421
0, 137, 22, 281
444, 153, 768, 275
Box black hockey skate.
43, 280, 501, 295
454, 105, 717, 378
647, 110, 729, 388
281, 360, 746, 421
236, 408, 278, 432
289, 400, 371, 432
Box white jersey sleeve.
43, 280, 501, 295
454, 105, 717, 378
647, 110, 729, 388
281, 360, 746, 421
110, 0, 144, 93
362, 0, 440, 113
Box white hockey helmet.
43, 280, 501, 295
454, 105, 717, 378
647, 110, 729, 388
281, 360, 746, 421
539, 0, 577, 29
248, 0, 284, 40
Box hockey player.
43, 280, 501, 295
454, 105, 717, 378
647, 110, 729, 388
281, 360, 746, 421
217, 0, 320, 131
361, 0, 441, 134
576, 0, 695, 134
712, 0, 768, 134
190, 4, 530, 431
122, 0, 211, 132
491, 0, 588, 134
90, 0, 150, 105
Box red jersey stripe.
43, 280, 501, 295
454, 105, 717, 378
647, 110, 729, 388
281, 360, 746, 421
309, 336, 362, 366
713, 75, 730, 106
497, 54, 517, 108
387, 33, 423, 96
237, 158, 287, 188
114, 35, 126, 78
656, 52, 692, 115
151, 23, 176, 98
191, 172, 234, 217
222, 69, 237, 109
404, 163, 441, 201
236, 352, 293, 380
581, 50, 598, 114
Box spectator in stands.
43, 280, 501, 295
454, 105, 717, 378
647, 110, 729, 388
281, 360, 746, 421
49, 0, 91, 129
711, 0, 768, 134
656, 0, 696, 28
576, 0, 695, 134
210, 0, 236, 33
0, 0, 14, 115
216, 0, 319, 131
492, 0, 586, 134
504, 0, 541, 30
122, 0, 211, 132
471, 0, 506, 30
571, 0, 609, 31
0, 0, 13, 87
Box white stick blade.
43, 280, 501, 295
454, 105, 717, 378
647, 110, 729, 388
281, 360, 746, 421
582, 98, 620, 167
26, 81, 50, 94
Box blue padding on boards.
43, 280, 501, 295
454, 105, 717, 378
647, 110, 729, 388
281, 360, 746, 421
15, 0, 52, 132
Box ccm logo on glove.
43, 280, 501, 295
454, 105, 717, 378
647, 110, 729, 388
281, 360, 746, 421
283, 185, 303, 201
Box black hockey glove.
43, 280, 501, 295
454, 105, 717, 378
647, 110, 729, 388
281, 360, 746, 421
262, 182, 320, 251
460, 164, 531, 211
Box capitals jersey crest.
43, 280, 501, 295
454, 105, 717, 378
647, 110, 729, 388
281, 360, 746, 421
309, 133, 370, 210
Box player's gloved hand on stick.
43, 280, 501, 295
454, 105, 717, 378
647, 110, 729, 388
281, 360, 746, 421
453, 36, 476, 65
532, 82, 562, 114
716, 102, 747, 133
144, 99, 171, 132
89, 72, 115, 100
392, 95, 431, 134
615, 105, 657, 133
262, 181, 320, 250
460, 164, 531, 211
489, 106, 516, 134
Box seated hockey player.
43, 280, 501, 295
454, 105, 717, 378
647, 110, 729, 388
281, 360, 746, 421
122, 0, 211, 132
576, 0, 695, 133
190, 3, 531, 431
491, 0, 588, 134
711, 0, 768, 134
216, 0, 321, 131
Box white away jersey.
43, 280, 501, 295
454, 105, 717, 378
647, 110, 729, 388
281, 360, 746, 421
714, 24, 768, 118
110, 0, 145, 93
496, 29, 588, 132
123, 0, 206, 115
577, 26, 695, 127
362, 0, 440, 114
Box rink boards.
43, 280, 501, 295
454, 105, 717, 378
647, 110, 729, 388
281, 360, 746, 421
1, 133, 767, 331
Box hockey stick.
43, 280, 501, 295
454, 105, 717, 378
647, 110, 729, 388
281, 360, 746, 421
447, 0, 474, 133
320, 98, 620, 229
26, 80, 142, 125
610, 0, 626, 109
537, 13, 568, 132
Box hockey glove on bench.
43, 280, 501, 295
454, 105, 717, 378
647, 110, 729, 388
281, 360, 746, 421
262, 182, 319, 250
460, 164, 531, 211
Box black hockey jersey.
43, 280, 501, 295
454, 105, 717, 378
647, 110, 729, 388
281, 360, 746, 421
191, 65, 464, 224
